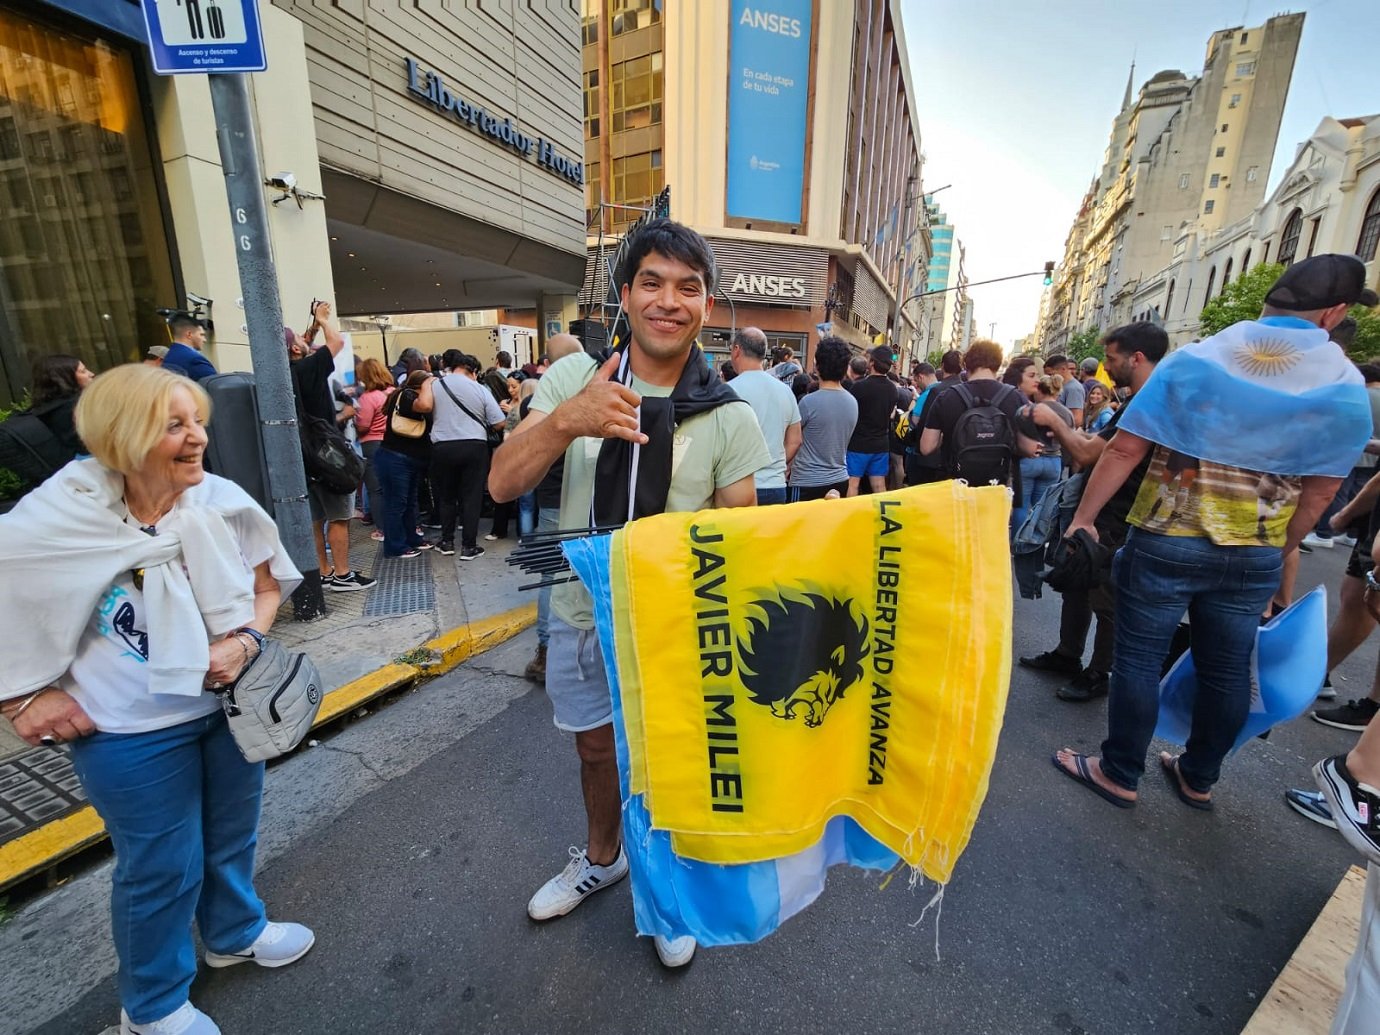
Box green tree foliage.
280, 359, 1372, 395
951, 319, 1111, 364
1066, 328, 1102, 363
1199, 261, 1380, 359
1198, 262, 1285, 336
1349, 306, 1380, 360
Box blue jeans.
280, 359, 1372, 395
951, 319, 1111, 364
756, 487, 788, 506
536, 505, 559, 647
68, 712, 267, 1024
518, 491, 538, 537
1013, 455, 1062, 532
1101, 529, 1282, 793
373, 446, 425, 555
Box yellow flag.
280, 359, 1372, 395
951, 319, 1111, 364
608, 482, 1013, 883
1094, 362, 1114, 390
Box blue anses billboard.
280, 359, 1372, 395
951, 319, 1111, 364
725, 0, 813, 225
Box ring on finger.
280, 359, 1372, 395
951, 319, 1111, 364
39, 734, 58, 746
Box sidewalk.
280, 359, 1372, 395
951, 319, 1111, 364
0, 521, 537, 889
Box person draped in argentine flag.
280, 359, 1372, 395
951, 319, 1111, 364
1052, 254, 1377, 811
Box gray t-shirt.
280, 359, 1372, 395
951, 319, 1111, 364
1037, 400, 1074, 458
790, 387, 858, 487
1058, 377, 1086, 415
729, 369, 802, 489
431, 373, 505, 442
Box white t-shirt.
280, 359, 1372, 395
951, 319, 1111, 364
728, 369, 802, 489
60, 569, 220, 734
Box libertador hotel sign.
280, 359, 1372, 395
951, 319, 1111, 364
405, 58, 584, 186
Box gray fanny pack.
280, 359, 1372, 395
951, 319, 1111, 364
219, 640, 324, 763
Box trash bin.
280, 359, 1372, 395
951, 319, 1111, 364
202, 372, 273, 515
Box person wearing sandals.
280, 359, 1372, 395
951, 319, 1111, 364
0, 365, 311, 1035
1054, 256, 1376, 810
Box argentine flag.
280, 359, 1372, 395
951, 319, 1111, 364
1117, 318, 1371, 477
563, 532, 900, 947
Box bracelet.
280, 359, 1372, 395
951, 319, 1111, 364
232, 632, 260, 662
234, 627, 266, 649
4, 689, 47, 721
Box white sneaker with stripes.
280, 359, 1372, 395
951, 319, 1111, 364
527, 845, 628, 920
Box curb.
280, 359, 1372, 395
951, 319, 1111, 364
0, 603, 537, 893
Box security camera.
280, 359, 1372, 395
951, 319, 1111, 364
186, 292, 212, 309
265, 172, 297, 191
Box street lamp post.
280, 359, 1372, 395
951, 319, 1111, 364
372, 316, 392, 366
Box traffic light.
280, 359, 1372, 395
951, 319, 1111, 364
1042, 261, 1055, 286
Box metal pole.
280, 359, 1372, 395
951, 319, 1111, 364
207, 73, 326, 621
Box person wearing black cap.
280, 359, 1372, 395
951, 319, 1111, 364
1053, 254, 1375, 810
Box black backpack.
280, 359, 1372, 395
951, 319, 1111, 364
948, 383, 1017, 485
298, 412, 364, 495
0, 408, 75, 489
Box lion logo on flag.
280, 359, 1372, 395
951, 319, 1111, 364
737, 592, 870, 728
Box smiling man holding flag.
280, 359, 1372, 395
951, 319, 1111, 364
489, 220, 767, 968
1054, 254, 1377, 810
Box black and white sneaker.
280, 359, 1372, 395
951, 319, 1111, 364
327, 570, 376, 592
1317, 676, 1337, 701
1313, 754, 1380, 866
460, 546, 485, 561
436, 541, 456, 556
1312, 697, 1379, 732
527, 846, 629, 920
1284, 787, 1336, 828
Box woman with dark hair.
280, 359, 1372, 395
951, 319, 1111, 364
29, 353, 94, 458
372, 370, 436, 558
393, 348, 429, 386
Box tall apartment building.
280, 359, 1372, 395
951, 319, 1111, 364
577, 0, 929, 367
1042, 14, 1302, 352
1131, 114, 1380, 343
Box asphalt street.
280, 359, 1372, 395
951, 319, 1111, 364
16, 546, 1371, 1035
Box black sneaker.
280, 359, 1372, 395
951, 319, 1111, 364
436, 541, 456, 556
416, 541, 435, 551
327, 570, 377, 592
1018, 650, 1083, 676
1283, 787, 1336, 828
1056, 669, 1109, 703
1313, 754, 1380, 866
1312, 697, 1379, 732
460, 546, 485, 561
1317, 675, 1337, 701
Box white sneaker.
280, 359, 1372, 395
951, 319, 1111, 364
653, 934, 697, 968
1302, 532, 1335, 549
527, 845, 628, 920
120, 1003, 220, 1035
204, 921, 315, 969
1335, 533, 1359, 548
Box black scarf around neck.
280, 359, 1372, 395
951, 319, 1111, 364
592, 343, 743, 526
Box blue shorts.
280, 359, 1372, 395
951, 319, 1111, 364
846, 451, 890, 478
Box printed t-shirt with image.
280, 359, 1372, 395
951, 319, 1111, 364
1127, 445, 1302, 547
531, 351, 769, 630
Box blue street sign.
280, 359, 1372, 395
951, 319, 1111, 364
141, 0, 267, 75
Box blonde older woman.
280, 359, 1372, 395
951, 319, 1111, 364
0, 365, 311, 1035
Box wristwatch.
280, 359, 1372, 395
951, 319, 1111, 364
233, 627, 265, 649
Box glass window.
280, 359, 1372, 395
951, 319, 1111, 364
1204, 199, 1215, 214
586, 161, 602, 230
1215, 147, 1226, 158
610, 0, 662, 37
581, 0, 600, 46
610, 149, 664, 223
1209, 174, 1220, 188
1236, 61, 1255, 76
1178, 173, 1190, 189
609, 52, 663, 134
1277, 208, 1303, 266
583, 69, 600, 140
1357, 188, 1380, 263
1246, 166, 1259, 182
1222, 257, 1233, 287
1230, 93, 1242, 107
0, 7, 177, 406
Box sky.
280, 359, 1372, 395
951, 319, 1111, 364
897, 0, 1379, 349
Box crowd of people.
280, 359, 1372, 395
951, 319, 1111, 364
3, 222, 1380, 1033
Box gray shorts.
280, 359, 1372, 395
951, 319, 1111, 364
308, 482, 355, 522
546, 618, 613, 733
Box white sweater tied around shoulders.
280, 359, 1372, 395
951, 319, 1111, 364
0, 459, 302, 698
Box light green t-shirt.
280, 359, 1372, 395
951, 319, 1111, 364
531, 350, 769, 629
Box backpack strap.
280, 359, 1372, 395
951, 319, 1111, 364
952, 383, 977, 410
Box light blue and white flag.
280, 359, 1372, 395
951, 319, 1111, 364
562, 533, 900, 947
1117, 318, 1371, 477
